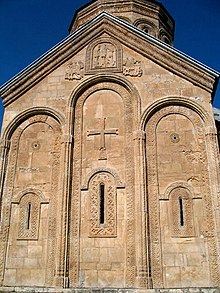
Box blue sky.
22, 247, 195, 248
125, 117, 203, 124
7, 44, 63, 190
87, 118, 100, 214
0, 0, 219, 129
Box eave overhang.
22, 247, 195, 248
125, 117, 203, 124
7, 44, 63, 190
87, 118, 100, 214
0, 12, 219, 107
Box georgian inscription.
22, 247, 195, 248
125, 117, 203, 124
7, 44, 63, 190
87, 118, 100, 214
93, 43, 116, 69
182, 147, 200, 163
87, 118, 118, 160
123, 57, 143, 77
65, 61, 84, 80
19, 167, 40, 173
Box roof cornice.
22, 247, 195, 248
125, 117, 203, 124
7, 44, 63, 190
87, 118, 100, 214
0, 12, 219, 107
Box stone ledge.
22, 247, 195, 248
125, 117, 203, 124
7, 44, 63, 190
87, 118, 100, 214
0, 288, 219, 293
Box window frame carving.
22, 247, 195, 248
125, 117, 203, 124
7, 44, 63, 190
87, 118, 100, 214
88, 172, 117, 238
169, 186, 195, 238
12, 189, 49, 240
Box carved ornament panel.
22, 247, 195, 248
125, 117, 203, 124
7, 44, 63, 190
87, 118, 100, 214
85, 38, 122, 74
169, 187, 195, 237
65, 61, 84, 80
17, 193, 41, 240
123, 57, 143, 77
89, 172, 117, 238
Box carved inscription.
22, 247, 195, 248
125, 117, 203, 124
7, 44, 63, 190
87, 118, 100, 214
182, 148, 200, 163
19, 167, 40, 173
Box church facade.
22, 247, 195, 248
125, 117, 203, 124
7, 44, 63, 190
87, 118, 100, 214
0, 0, 220, 291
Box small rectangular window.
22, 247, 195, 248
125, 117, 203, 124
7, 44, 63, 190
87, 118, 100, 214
179, 197, 184, 227
26, 203, 32, 230
100, 183, 105, 224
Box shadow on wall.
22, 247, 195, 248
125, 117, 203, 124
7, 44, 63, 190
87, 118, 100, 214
214, 107, 220, 150
0, 99, 4, 133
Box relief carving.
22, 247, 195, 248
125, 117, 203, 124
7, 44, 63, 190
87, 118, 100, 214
89, 172, 117, 237
123, 57, 143, 77
65, 61, 84, 80
87, 117, 118, 160
170, 187, 195, 238
85, 38, 123, 74
81, 167, 125, 190
28, 115, 48, 124
17, 193, 41, 240
93, 43, 116, 68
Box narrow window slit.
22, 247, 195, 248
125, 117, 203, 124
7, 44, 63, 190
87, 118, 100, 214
100, 183, 105, 224
179, 197, 184, 226
26, 203, 32, 230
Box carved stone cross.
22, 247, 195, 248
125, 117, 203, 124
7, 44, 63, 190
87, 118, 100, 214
87, 118, 118, 160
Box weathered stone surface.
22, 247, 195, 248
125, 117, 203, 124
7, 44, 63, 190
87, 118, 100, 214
0, 0, 219, 291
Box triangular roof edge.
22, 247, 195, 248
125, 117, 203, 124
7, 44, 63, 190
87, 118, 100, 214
0, 12, 219, 106
114, 13, 219, 77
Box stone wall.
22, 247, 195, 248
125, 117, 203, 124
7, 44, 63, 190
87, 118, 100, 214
0, 28, 219, 289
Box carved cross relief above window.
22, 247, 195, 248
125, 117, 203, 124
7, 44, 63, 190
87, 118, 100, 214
87, 117, 118, 160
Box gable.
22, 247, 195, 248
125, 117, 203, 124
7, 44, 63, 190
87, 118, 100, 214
0, 12, 219, 107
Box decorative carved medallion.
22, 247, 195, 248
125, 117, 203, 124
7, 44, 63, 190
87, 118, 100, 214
123, 57, 143, 77
65, 61, 84, 80
170, 132, 180, 143
85, 38, 122, 74
32, 141, 41, 150
89, 172, 117, 238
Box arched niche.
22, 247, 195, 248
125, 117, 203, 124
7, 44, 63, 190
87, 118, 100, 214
142, 98, 219, 288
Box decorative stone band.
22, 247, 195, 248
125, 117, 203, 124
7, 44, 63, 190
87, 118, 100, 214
81, 167, 125, 190
0, 287, 218, 293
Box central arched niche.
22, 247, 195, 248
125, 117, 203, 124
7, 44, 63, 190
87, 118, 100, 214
69, 78, 138, 288
80, 89, 126, 287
